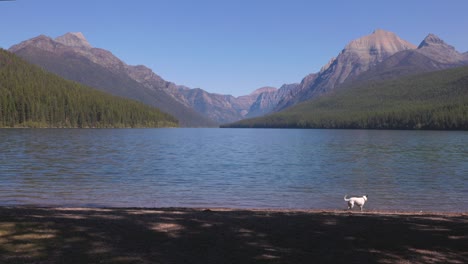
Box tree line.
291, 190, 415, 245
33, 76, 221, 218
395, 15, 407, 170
0, 49, 178, 128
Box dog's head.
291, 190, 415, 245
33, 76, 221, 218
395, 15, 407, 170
363, 195, 368, 201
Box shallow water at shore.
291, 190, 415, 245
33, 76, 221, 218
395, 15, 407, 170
1, 128, 467, 211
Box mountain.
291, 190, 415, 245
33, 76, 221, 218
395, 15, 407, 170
274, 29, 417, 110
323, 29, 417, 84
167, 83, 302, 124
350, 33, 468, 84
417, 33, 466, 64
222, 65, 468, 130
170, 88, 244, 124
10, 33, 216, 127
239, 86, 279, 117
165, 85, 285, 124
246, 84, 299, 118
273, 30, 468, 113
9, 30, 468, 126
0, 49, 178, 128
55, 32, 92, 48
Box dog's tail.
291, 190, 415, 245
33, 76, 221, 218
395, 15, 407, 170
344, 195, 350, 201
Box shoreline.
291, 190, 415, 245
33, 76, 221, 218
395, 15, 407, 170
2, 205, 467, 215
1, 206, 466, 263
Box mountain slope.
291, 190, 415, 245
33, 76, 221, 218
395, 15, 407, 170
246, 84, 299, 118
223, 66, 468, 130
346, 33, 468, 85
167, 86, 283, 124
10, 33, 215, 127
0, 49, 178, 128
274, 29, 417, 110
171, 88, 242, 124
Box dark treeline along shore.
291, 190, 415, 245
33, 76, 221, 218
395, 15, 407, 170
0, 49, 178, 128
223, 66, 468, 130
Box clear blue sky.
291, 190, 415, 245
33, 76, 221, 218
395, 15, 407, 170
1, 0, 467, 96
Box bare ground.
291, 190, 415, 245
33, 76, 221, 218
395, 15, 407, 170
0, 207, 466, 264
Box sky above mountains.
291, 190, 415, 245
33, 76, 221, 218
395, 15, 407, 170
1, 0, 467, 96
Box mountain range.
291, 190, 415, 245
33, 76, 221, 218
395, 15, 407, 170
8, 30, 468, 126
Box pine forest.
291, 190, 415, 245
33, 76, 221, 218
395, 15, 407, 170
0, 49, 178, 128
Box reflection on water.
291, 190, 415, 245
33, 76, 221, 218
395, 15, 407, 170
0, 128, 467, 212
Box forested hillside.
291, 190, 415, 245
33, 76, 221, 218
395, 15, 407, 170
223, 66, 468, 130
11, 34, 216, 127
0, 49, 178, 128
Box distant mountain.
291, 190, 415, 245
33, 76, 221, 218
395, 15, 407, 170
274, 29, 417, 110
167, 86, 285, 124
325, 29, 417, 84
350, 33, 468, 83
272, 30, 468, 113
223, 65, 468, 130
0, 49, 178, 128
417, 33, 466, 64
10, 33, 216, 127
171, 88, 245, 124
246, 84, 299, 118
241, 86, 279, 118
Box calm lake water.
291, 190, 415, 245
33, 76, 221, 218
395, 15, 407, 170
0, 128, 467, 212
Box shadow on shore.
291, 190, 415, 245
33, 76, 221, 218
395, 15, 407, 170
0, 207, 466, 263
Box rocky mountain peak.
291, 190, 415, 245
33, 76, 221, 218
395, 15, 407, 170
417, 33, 463, 63
344, 29, 416, 55
55, 32, 92, 49
418, 33, 453, 49
274, 30, 418, 110
326, 29, 416, 86
10, 32, 127, 76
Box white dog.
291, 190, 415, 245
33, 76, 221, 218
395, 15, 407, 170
344, 195, 368, 211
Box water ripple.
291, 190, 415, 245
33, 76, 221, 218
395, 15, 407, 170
0, 128, 467, 211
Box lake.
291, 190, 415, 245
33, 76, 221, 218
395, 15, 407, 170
0, 128, 466, 212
